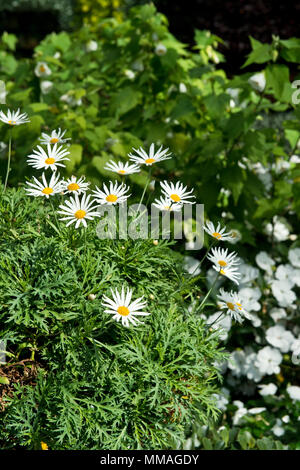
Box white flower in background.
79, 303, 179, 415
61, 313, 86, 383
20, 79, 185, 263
179, 82, 187, 93
248, 71, 266, 92
0, 108, 30, 126
101, 286, 150, 327
272, 419, 285, 437
287, 385, 300, 401
124, 69, 135, 80
207, 267, 224, 289
290, 154, 300, 164
92, 181, 131, 205
270, 307, 287, 323
228, 350, 246, 377
255, 251, 275, 273
212, 388, 230, 412
232, 401, 248, 425
282, 415, 290, 423
104, 160, 140, 175
183, 256, 201, 276
25, 172, 62, 199
160, 181, 195, 205
255, 346, 282, 375
129, 143, 172, 166
272, 158, 290, 173
248, 407, 266, 415
208, 247, 239, 270
266, 325, 294, 353
153, 196, 183, 212
217, 288, 250, 323
288, 247, 300, 268
249, 313, 262, 328
60, 175, 90, 195
58, 193, 100, 228
27, 144, 70, 171
155, 43, 167, 56
53, 52, 61, 59
131, 60, 144, 72
207, 311, 232, 340
227, 229, 242, 244
266, 217, 290, 242
0, 141, 7, 152
60, 93, 82, 107
244, 351, 263, 382
238, 263, 259, 286
39, 128, 71, 145
251, 162, 272, 192
40, 80, 53, 95
275, 264, 295, 288
0, 85, 7, 104
34, 62, 51, 77
238, 287, 261, 312
213, 264, 241, 285
271, 280, 296, 308
86, 40, 98, 52
203, 221, 232, 241
258, 383, 277, 396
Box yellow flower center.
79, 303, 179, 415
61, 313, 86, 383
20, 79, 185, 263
212, 232, 222, 239
118, 170, 126, 174
117, 305, 130, 316
227, 302, 235, 311
220, 269, 226, 275
106, 194, 118, 203
45, 157, 55, 165
50, 137, 59, 144
236, 302, 242, 310
170, 194, 181, 202
67, 182, 80, 191
41, 442, 48, 450
218, 260, 227, 267
40, 65, 46, 73
42, 187, 53, 195
8, 120, 16, 125
145, 158, 156, 164
74, 209, 86, 219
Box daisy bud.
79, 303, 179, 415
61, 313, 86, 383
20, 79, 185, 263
88, 294, 97, 301
153, 240, 158, 245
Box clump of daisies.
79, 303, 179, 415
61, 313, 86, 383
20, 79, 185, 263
199, 219, 250, 326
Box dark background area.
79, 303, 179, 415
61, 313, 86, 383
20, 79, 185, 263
0, 0, 300, 74
154, 0, 300, 74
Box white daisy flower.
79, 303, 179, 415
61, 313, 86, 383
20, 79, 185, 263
101, 286, 151, 327
203, 221, 232, 241
248, 71, 266, 92
160, 180, 195, 204
34, 62, 51, 78
104, 160, 141, 175
128, 143, 172, 166
92, 181, 131, 205
60, 175, 90, 195
27, 143, 70, 171
25, 172, 62, 199
213, 264, 241, 285
0, 108, 30, 126
152, 196, 183, 212
57, 193, 100, 228
217, 288, 250, 323
208, 247, 240, 270
39, 128, 71, 145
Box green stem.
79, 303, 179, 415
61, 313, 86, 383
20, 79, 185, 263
207, 311, 225, 330
197, 271, 220, 313
50, 199, 60, 233
3, 128, 12, 192
136, 166, 152, 214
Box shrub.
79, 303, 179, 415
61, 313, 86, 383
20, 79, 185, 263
0, 183, 227, 450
